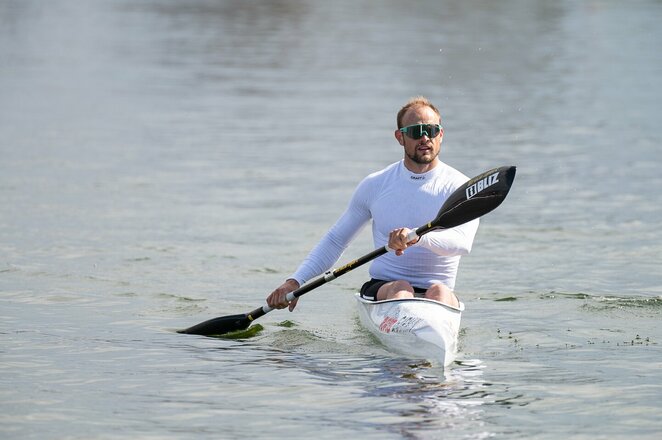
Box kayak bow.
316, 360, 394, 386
355, 293, 463, 367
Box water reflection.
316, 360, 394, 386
236, 329, 537, 438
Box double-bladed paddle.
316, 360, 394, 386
179, 165, 516, 336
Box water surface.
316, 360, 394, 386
1, 0, 661, 439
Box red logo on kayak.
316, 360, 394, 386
379, 316, 398, 333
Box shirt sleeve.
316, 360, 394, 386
290, 180, 373, 285
416, 218, 479, 256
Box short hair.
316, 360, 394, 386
396, 96, 442, 128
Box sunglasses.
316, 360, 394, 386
399, 124, 443, 139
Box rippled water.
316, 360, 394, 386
1, 0, 661, 439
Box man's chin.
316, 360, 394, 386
409, 153, 437, 165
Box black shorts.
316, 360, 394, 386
359, 278, 427, 301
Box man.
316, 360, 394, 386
266, 96, 479, 312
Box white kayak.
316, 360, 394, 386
355, 293, 464, 367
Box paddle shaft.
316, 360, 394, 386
245, 224, 434, 322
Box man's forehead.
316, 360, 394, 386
402, 105, 440, 123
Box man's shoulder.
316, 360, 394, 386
353, 161, 400, 197
359, 160, 401, 184
367, 160, 401, 178
436, 161, 470, 185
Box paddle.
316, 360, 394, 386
179, 165, 516, 336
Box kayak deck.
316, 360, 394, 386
355, 293, 464, 367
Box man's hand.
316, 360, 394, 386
266, 278, 301, 312
388, 227, 419, 256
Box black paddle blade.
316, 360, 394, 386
432, 165, 516, 230
177, 313, 252, 336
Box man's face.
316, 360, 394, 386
396, 106, 443, 168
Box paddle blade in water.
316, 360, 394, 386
177, 313, 252, 336
432, 165, 516, 230
216, 323, 264, 339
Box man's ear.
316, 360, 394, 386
394, 129, 404, 145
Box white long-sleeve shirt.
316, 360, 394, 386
291, 160, 479, 290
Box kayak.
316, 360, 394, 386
355, 293, 464, 367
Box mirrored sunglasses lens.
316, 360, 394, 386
404, 125, 423, 139
426, 125, 440, 137
402, 124, 440, 139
